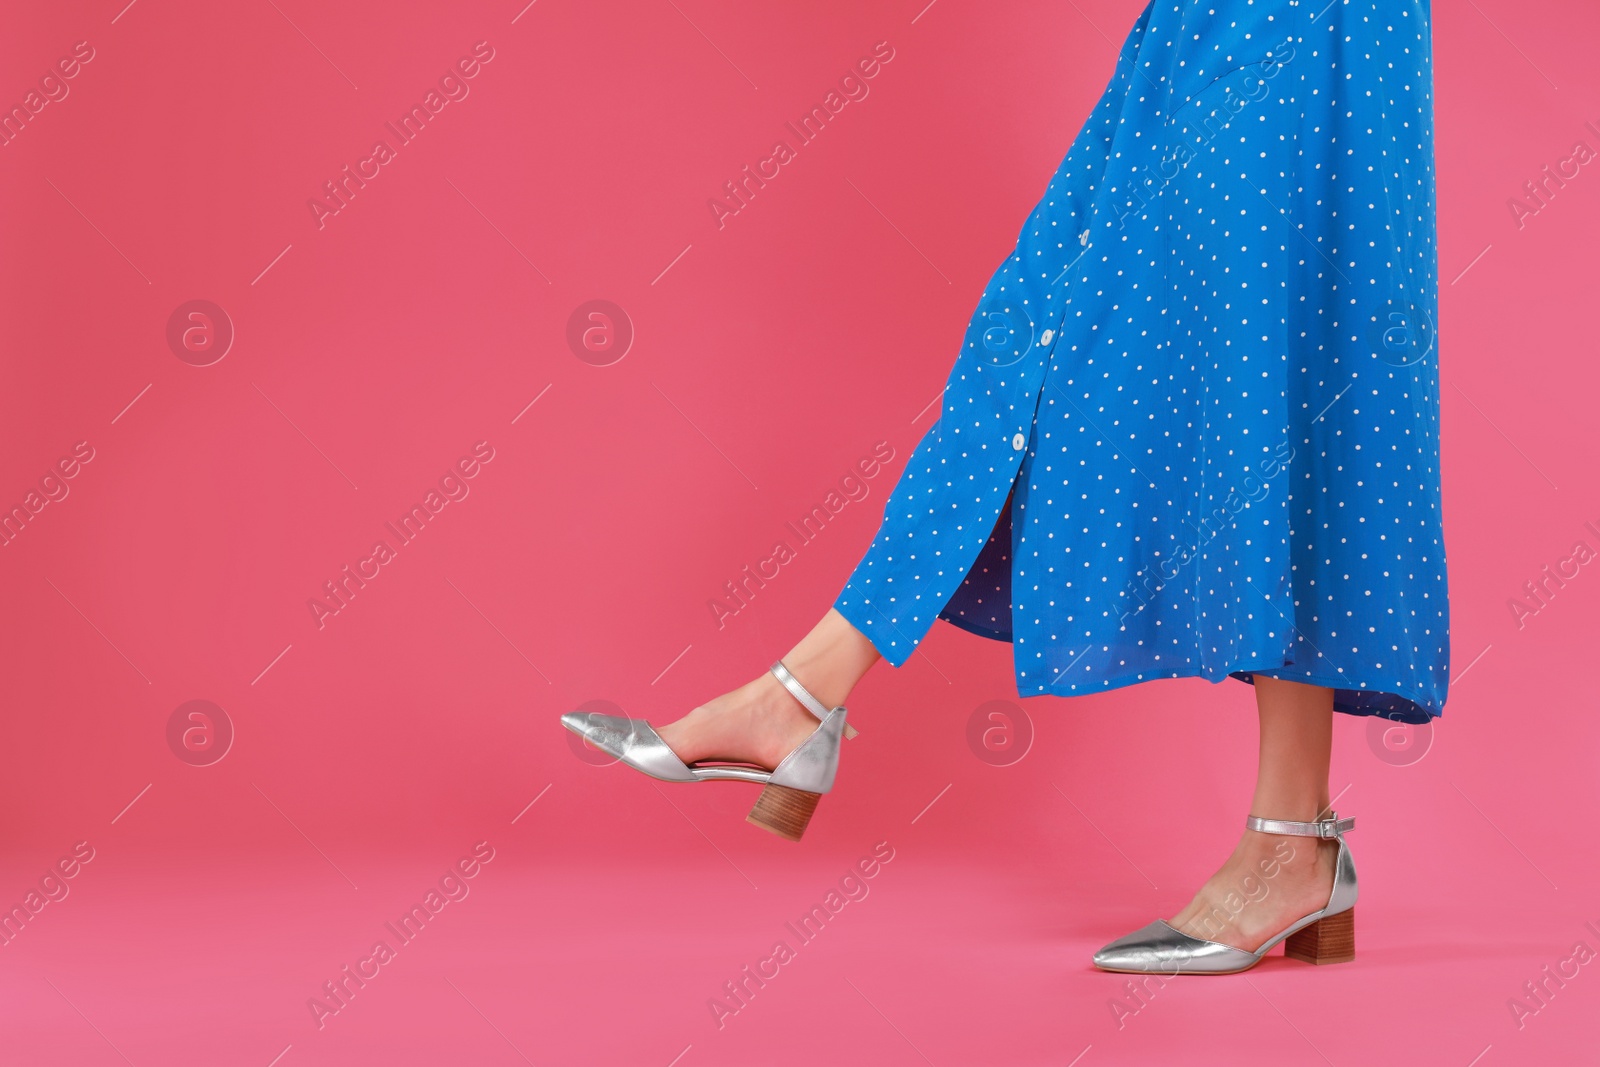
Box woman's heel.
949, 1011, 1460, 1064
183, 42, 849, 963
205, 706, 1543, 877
1283, 906, 1355, 965
747, 784, 822, 842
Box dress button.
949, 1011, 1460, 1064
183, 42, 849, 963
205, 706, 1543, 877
1040, 329, 1055, 345
1011, 433, 1026, 451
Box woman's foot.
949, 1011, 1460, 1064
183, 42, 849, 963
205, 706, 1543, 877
1165, 827, 1338, 951
655, 670, 822, 769
651, 608, 882, 770
1159, 676, 1341, 952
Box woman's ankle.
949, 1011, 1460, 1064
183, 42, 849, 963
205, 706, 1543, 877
1234, 830, 1336, 884
776, 609, 881, 708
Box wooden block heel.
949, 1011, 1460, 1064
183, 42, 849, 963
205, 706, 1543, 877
747, 784, 822, 842
1283, 906, 1355, 965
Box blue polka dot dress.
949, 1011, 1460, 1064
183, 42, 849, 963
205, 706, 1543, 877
835, 0, 1449, 723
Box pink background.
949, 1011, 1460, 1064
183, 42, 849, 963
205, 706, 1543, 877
2, 0, 1597, 1063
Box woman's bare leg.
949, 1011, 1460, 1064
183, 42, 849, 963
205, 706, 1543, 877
1165, 676, 1340, 950
656, 608, 881, 768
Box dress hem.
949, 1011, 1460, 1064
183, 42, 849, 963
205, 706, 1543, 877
1013, 662, 1442, 724
838, 578, 1444, 724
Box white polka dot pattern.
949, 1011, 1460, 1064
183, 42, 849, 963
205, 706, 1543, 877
835, 0, 1449, 723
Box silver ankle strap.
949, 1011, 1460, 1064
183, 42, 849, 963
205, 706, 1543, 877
770, 660, 858, 739
770, 660, 829, 720
1245, 812, 1354, 838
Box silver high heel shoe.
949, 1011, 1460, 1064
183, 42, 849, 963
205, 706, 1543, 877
560, 660, 851, 842
1091, 813, 1358, 975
